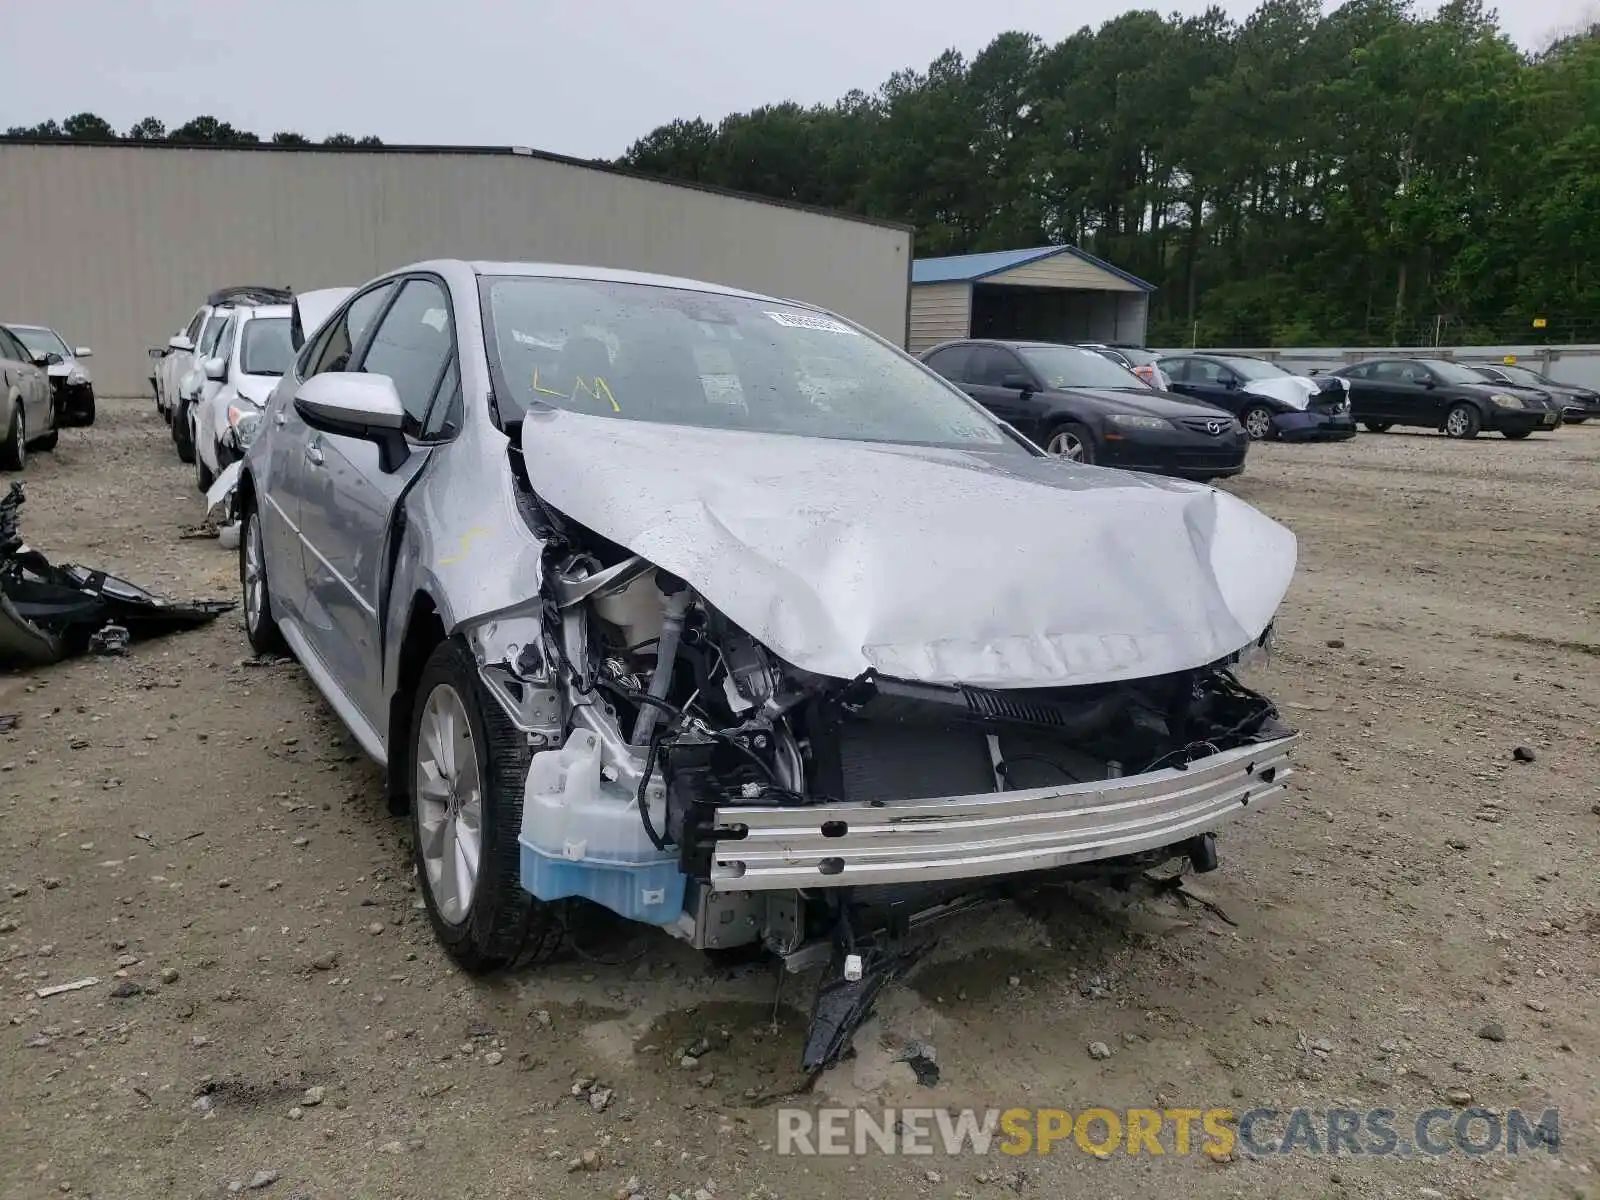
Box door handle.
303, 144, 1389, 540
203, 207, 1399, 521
304, 444, 325, 467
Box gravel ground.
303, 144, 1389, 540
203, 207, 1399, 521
2, 402, 1597, 1200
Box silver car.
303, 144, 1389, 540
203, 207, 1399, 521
4, 325, 95, 427
240, 260, 1299, 1065
0, 324, 57, 469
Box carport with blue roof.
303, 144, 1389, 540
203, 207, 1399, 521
908, 245, 1154, 354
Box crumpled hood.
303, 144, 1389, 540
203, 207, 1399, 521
235, 377, 277, 407
1242, 376, 1321, 411
520, 411, 1297, 689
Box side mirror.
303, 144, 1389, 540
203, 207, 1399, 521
169, 335, 194, 352
1221, 376, 1240, 390
148, 346, 166, 360
28, 351, 50, 367
999, 372, 1034, 393
1421, 377, 1437, 389
43, 352, 63, 367
203, 356, 227, 382
75, 347, 92, 358
293, 372, 410, 472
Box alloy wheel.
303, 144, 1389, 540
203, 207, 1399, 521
243, 514, 265, 633
1244, 408, 1273, 440
1445, 408, 1469, 437
1046, 430, 1086, 461
414, 684, 483, 926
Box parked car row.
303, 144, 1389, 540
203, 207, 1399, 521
0, 321, 96, 471
149, 286, 297, 487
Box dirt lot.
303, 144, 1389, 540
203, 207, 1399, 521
2, 401, 1596, 1200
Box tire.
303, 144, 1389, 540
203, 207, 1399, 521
239, 502, 287, 656
1363, 421, 1392, 433
410, 638, 563, 973
33, 419, 58, 452
0, 402, 26, 472
173, 398, 195, 463
1567, 416, 1587, 425
1240, 404, 1276, 441
1443, 403, 1481, 439
196, 447, 215, 492
1043, 421, 1096, 464
1502, 430, 1532, 440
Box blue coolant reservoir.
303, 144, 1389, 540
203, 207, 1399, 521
518, 729, 686, 925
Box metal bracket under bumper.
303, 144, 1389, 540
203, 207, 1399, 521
705, 734, 1300, 891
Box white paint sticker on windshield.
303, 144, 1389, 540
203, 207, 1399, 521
764, 311, 859, 336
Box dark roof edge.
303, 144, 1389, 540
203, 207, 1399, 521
973, 244, 1155, 291
0, 136, 916, 235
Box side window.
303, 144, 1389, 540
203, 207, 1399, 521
306, 283, 398, 379
966, 346, 1026, 387
199, 315, 230, 358
356, 278, 454, 432
210, 318, 236, 365
420, 358, 462, 441
1158, 357, 1188, 383
1189, 359, 1229, 384
1342, 363, 1368, 380
923, 345, 972, 382
1371, 361, 1402, 382
1396, 362, 1430, 385
184, 310, 207, 344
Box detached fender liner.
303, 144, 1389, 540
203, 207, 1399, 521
704, 734, 1300, 890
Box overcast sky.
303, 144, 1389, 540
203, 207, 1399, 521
7, 0, 1591, 159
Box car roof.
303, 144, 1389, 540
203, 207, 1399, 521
235, 304, 292, 320
3, 323, 54, 334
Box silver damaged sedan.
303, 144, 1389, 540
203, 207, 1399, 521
240, 260, 1301, 1069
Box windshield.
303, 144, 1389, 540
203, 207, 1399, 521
1497, 364, 1547, 387
240, 317, 293, 377
1020, 345, 1150, 391
1425, 360, 1488, 385
480, 276, 1015, 452
10, 327, 69, 358
198, 315, 228, 356
1221, 357, 1290, 381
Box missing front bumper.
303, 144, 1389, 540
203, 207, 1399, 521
703, 734, 1299, 891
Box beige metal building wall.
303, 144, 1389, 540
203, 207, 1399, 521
907, 283, 974, 354
0, 142, 912, 396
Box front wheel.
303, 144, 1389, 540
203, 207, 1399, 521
411, 639, 564, 973
1443, 403, 1481, 439
1241, 404, 1275, 441
1567, 416, 1587, 425
1363, 421, 1392, 433
1043, 422, 1095, 463
196, 446, 215, 491
173, 398, 195, 463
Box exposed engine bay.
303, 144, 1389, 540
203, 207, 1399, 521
471, 487, 1297, 1072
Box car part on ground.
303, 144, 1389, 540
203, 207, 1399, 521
239, 259, 1300, 1071
921, 339, 1249, 480
1158, 353, 1356, 442
0, 484, 234, 666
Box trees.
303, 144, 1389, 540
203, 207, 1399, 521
4, 114, 380, 151
619, 2, 1596, 346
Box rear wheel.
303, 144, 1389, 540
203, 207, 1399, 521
1241, 404, 1275, 441
1043, 422, 1095, 464
1502, 429, 1532, 440
411, 638, 563, 973
0, 403, 27, 472
240, 503, 286, 655
1363, 421, 1392, 433
1443, 403, 1481, 439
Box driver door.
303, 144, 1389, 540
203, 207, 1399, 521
162, 308, 207, 408
295, 277, 453, 728
961, 345, 1044, 439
